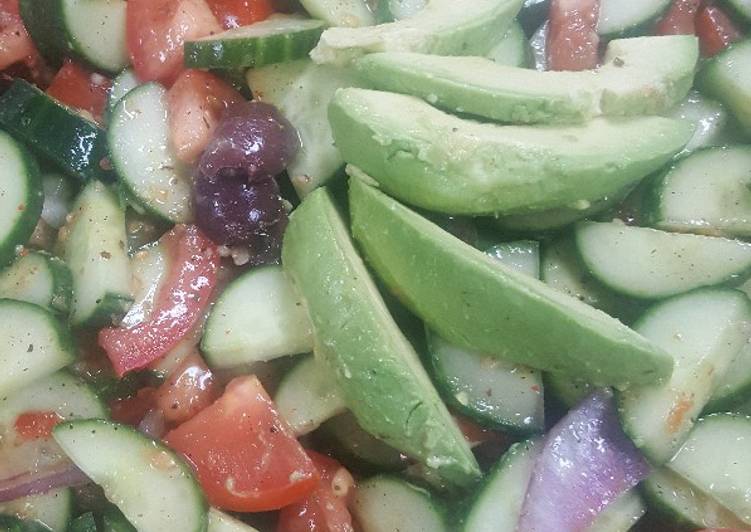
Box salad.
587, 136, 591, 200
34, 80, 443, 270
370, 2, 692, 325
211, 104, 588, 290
0, 0, 749, 530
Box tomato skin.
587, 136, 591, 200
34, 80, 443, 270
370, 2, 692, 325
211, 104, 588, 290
205, 0, 274, 29
126, 0, 221, 85
277, 451, 355, 532
655, 0, 702, 35
109, 387, 158, 426
155, 351, 217, 425
164, 376, 318, 512
0, 0, 36, 71
46, 60, 111, 123
167, 69, 244, 164
99, 225, 220, 377
546, 0, 601, 71
14, 411, 64, 440
696, 5, 743, 57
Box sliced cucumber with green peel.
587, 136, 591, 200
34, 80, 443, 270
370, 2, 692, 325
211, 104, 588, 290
354, 35, 697, 124
487, 20, 530, 67
382, 0, 426, 20
667, 414, 751, 525
351, 476, 448, 532
544, 373, 595, 409
53, 419, 208, 532
0, 488, 73, 532
282, 188, 480, 487
0, 79, 113, 182
597, 0, 671, 37
575, 222, 751, 299
19, 0, 128, 72
641, 468, 748, 530
588, 490, 646, 532
247, 60, 359, 196
667, 90, 728, 155
618, 289, 751, 465
311, 0, 523, 64
63, 180, 132, 328
705, 342, 751, 413
725, 0, 751, 22
484, 240, 540, 279
202, 266, 313, 369
208, 509, 260, 532
0, 299, 77, 399
698, 39, 751, 137
461, 439, 539, 532
274, 354, 346, 436
349, 178, 673, 388
108, 83, 193, 223
41, 173, 76, 230
0, 130, 43, 266
0, 252, 72, 314
648, 147, 751, 238
299, 0, 374, 26
68, 512, 97, 532
120, 241, 166, 330
329, 89, 692, 216
185, 15, 326, 69
107, 69, 139, 117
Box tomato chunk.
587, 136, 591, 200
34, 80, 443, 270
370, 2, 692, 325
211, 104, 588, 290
126, 0, 221, 84
14, 411, 63, 441
206, 0, 274, 29
165, 376, 318, 512
546, 0, 601, 71
46, 60, 111, 123
655, 0, 701, 35
155, 351, 218, 425
0, 0, 36, 71
277, 451, 355, 532
167, 69, 244, 164
696, 5, 743, 57
99, 225, 220, 377
109, 387, 158, 426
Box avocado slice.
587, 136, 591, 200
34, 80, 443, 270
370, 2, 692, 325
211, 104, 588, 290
281, 188, 481, 487
355, 35, 698, 124
348, 176, 673, 388
310, 0, 523, 65
329, 88, 693, 216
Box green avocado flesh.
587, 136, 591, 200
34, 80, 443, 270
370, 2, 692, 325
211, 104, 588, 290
354, 35, 698, 123
348, 177, 673, 388
328, 88, 693, 216
281, 188, 481, 487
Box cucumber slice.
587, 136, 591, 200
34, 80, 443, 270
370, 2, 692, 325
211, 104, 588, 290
487, 20, 530, 67
618, 289, 751, 464
667, 90, 728, 155
274, 354, 346, 436
0, 79, 113, 182
649, 147, 751, 238
247, 60, 358, 196
597, 0, 671, 37
120, 242, 167, 330
53, 420, 208, 532
0, 130, 43, 266
107, 69, 139, 118
0, 300, 77, 399
41, 173, 75, 230
461, 439, 540, 532
641, 468, 748, 530
100, 506, 136, 532
19, 0, 127, 72
0, 488, 73, 532
299, 0, 374, 26
543, 373, 595, 409
575, 221, 751, 299
588, 490, 646, 532
382, 0, 426, 20
108, 83, 193, 223
201, 265, 313, 369
667, 413, 751, 525
311, 0, 523, 64
706, 342, 751, 413
68, 512, 97, 532
698, 39, 751, 137
0, 251, 72, 314
62, 181, 132, 328
351, 476, 448, 532
354, 35, 698, 124
484, 240, 540, 278
185, 15, 326, 69
208, 508, 260, 532
725, 0, 751, 22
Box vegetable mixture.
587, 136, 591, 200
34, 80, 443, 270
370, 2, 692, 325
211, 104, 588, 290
0, 0, 749, 530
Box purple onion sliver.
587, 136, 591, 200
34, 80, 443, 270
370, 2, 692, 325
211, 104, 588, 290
0, 464, 89, 502
137, 408, 166, 440
516, 390, 651, 532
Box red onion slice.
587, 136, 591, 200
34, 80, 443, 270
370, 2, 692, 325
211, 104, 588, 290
517, 389, 650, 532
137, 408, 166, 439
0, 463, 89, 502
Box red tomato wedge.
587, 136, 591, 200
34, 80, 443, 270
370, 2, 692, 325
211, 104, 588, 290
655, 0, 701, 35
167, 69, 244, 164
206, 0, 275, 29
99, 225, 220, 377
46, 60, 111, 124
155, 351, 218, 425
696, 5, 743, 57
164, 376, 318, 512
277, 451, 355, 532
546, 0, 601, 71
109, 387, 158, 426
0, 0, 36, 71
14, 411, 63, 441
126, 0, 221, 85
